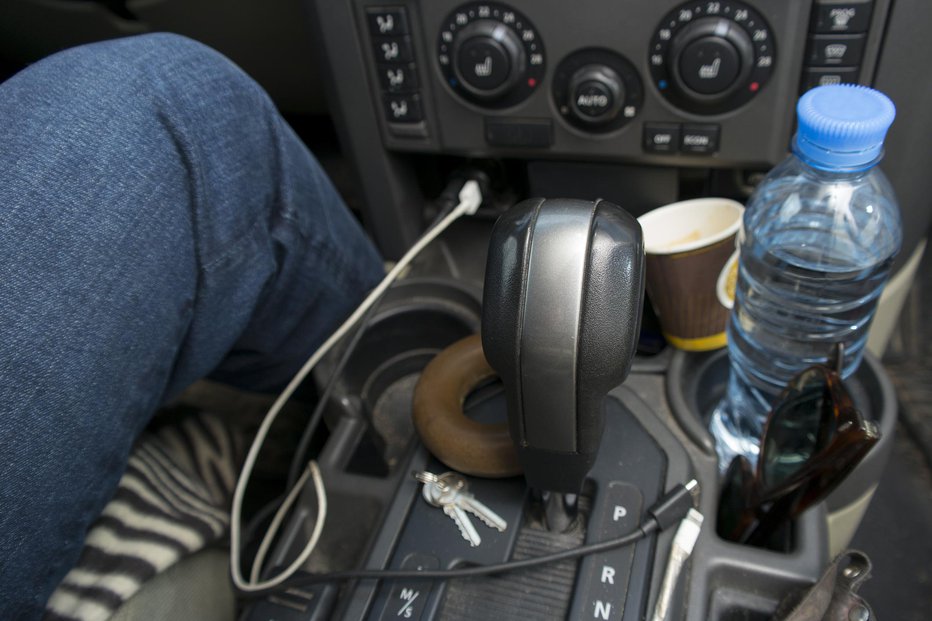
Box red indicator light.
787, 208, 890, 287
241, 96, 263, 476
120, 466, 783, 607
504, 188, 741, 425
528, 78, 537, 88
749, 81, 760, 92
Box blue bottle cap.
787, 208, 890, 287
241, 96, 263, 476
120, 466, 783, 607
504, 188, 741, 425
794, 85, 896, 171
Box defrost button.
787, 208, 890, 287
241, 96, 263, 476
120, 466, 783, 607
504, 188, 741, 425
805, 34, 866, 66
801, 67, 860, 91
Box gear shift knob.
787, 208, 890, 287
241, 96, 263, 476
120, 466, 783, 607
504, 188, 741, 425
481, 198, 645, 493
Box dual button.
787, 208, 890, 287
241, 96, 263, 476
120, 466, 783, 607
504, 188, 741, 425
643, 123, 720, 155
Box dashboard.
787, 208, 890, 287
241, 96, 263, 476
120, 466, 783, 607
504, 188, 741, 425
308, 0, 930, 270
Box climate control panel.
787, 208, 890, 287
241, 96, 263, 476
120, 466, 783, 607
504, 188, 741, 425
355, 0, 886, 166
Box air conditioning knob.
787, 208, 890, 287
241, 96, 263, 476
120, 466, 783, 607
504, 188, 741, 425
568, 64, 625, 125
669, 17, 754, 103
452, 20, 526, 101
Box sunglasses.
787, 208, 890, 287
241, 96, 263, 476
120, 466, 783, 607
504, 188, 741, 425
717, 344, 881, 548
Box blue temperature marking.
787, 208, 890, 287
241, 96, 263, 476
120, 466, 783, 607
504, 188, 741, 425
658, 79, 668, 90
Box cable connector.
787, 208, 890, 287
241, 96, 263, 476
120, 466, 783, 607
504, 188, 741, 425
672, 508, 703, 555
651, 508, 704, 621
649, 479, 700, 531
457, 179, 483, 216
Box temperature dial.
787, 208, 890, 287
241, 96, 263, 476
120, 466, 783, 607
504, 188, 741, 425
438, 3, 545, 108
649, 0, 775, 114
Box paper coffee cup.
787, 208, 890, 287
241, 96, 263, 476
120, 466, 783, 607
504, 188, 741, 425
638, 198, 744, 351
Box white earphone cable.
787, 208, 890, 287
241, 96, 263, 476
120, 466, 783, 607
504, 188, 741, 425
230, 180, 483, 592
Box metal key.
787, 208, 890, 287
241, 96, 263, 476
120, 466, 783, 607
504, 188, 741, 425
414, 471, 507, 547
445, 480, 508, 533
417, 471, 481, 546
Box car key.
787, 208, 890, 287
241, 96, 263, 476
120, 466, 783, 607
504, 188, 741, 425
416, 470, 481, 546
443, 476, 508, 533
414, 471, 506, 547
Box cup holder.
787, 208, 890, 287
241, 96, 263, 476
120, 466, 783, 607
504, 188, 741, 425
667, 348, 897, 541
316, 278, 482, 471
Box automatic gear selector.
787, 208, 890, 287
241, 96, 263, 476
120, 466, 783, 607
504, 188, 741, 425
481, 198, 645, 494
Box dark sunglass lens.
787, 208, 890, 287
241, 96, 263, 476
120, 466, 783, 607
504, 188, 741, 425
717, 456, 756, 542
761, 368, 832, 488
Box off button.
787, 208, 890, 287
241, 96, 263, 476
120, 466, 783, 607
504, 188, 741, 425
643, 123, 681, 153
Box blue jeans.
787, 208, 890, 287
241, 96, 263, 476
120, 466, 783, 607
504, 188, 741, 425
0, 34, 383, 619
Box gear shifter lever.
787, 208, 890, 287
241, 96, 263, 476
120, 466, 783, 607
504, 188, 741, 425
481, 198, 644, 494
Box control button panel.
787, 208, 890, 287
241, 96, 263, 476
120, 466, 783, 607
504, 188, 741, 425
642, 122, 720, 154
801, 0, 872, 91
552, 49, 643, 133
437, 2, 545, 108
366, 6, 427, 132
649, 0, 775, 115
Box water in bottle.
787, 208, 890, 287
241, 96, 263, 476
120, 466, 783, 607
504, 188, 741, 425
710, 85, 902, 471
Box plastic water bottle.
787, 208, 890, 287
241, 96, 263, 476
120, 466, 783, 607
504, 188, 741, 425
710, 84, 902, 471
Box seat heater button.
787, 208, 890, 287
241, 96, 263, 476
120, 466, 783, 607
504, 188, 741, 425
378, 63, 418, 93
366, 7, 409, 36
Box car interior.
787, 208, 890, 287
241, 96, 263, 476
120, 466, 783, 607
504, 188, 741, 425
2, 0, 931, 620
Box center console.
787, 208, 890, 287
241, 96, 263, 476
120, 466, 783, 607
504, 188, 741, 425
242, 210, 897, 621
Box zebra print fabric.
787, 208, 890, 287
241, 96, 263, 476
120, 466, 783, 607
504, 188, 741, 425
44, 412, 246, 621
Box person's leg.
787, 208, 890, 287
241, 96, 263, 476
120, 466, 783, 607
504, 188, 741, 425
0, 33, 382, 618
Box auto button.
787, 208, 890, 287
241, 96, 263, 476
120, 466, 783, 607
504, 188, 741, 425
567, 64, 625, 125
